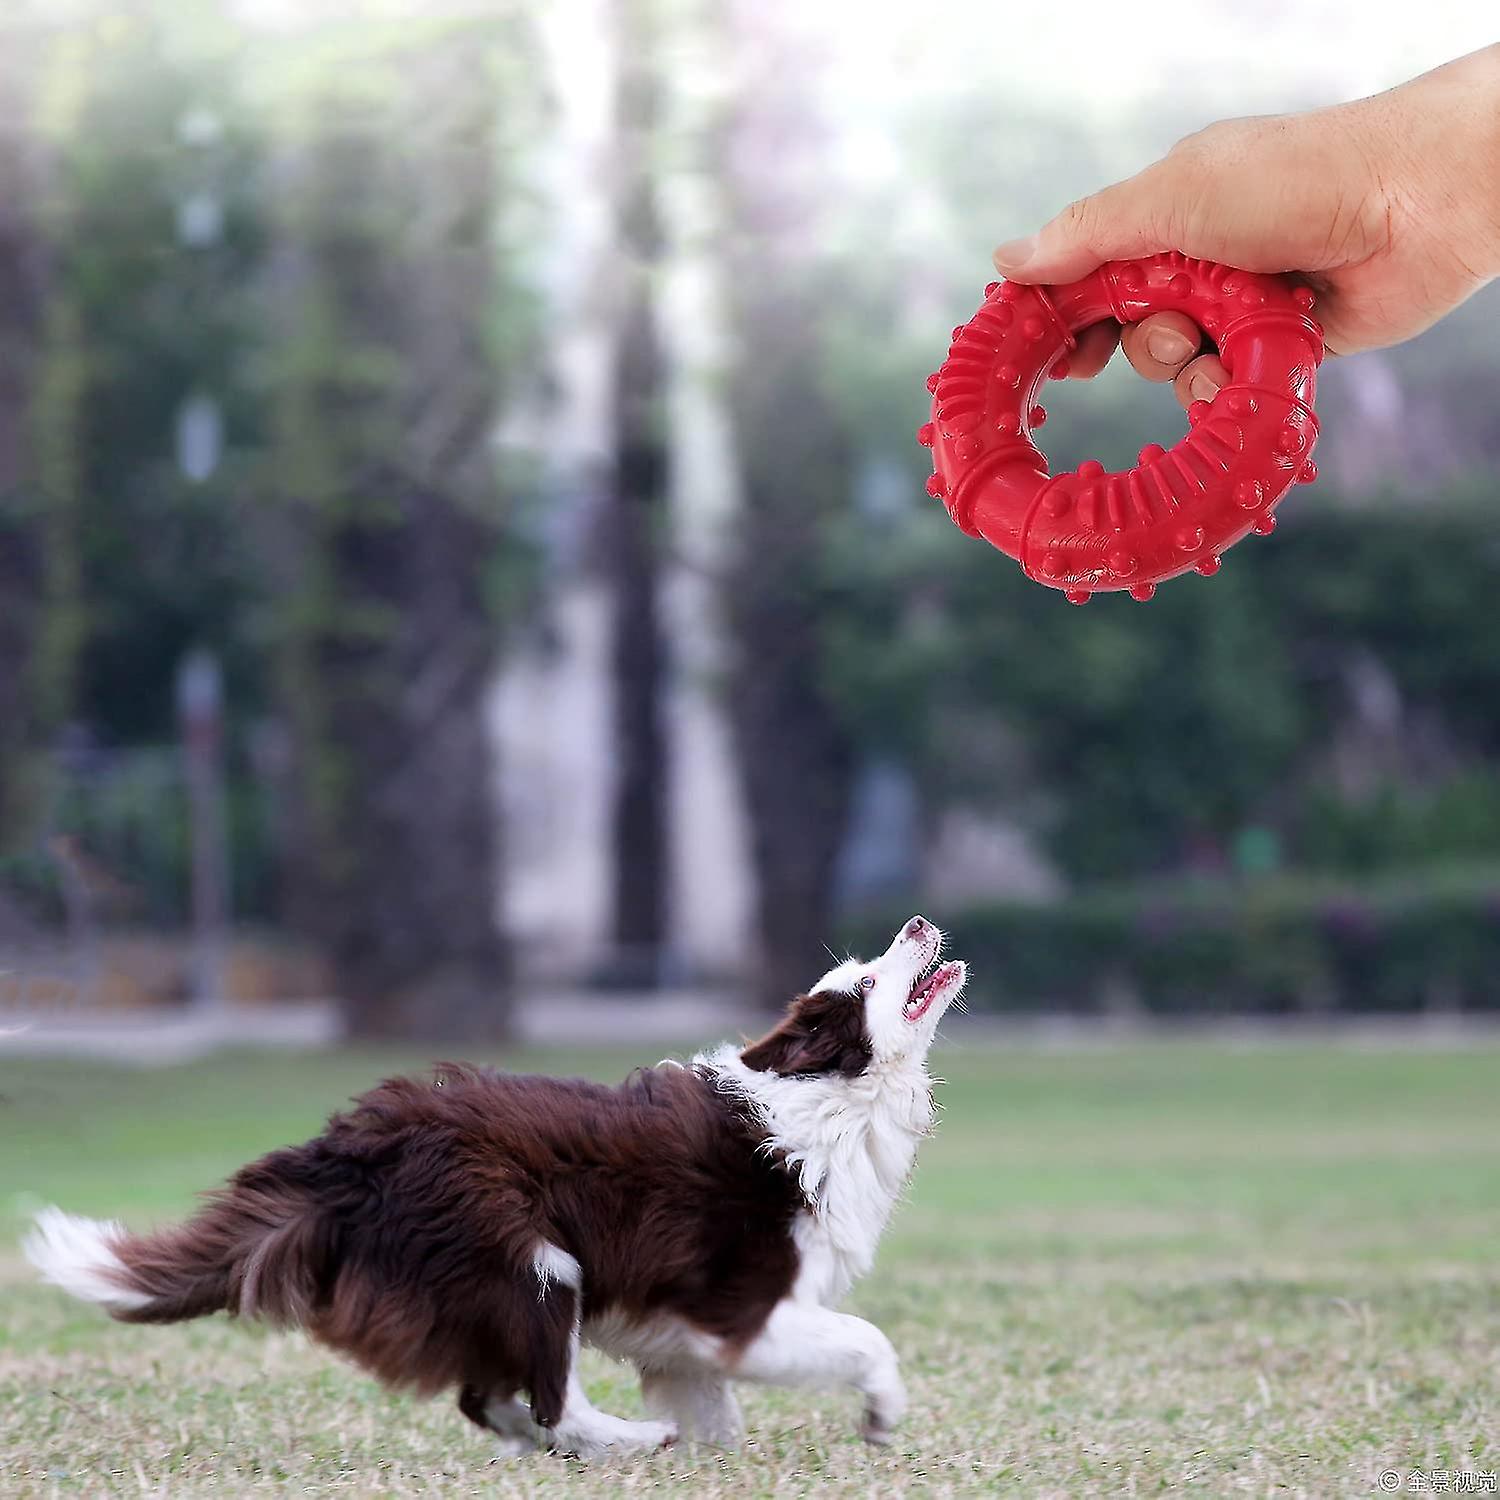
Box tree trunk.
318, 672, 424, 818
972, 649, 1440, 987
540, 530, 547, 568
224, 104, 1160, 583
724, 318, 859, 1008
605, 0, 670, 972
727, 518, 857, 1008
716, 6, 860, 1008
270, 24, 511, 1042
0, 19, 49, 847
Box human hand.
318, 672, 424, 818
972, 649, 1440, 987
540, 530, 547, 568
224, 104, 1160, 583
992, 45, 1500, 409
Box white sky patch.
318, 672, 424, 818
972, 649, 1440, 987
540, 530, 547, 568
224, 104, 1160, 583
819, 0, 1492, 113
815, 0, 1496, 199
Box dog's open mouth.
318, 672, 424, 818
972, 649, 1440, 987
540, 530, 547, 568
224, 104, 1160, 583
903, 959, 961, 1022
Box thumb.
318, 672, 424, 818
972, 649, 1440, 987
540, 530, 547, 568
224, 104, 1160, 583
993, 166, 1179, 286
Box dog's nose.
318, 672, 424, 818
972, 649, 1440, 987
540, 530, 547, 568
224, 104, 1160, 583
905, 916, 930, 941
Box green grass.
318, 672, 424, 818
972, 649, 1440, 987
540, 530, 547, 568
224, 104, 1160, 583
3, 1039, 1498, 1495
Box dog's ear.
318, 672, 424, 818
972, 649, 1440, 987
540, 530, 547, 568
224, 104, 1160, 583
739, 1015, 824, 1076
740, 993, 871, 1077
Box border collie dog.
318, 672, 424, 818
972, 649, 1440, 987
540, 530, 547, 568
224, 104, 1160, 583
25, 917, 964, 1458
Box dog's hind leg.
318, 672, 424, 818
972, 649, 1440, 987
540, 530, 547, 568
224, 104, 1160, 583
639, 1367, 744, 1448
525, 1243, 676, 1458
498, 1248, 675, 1458
457, 1385, 538, 1457
457, 1384, 491, 1432
547, 1340, 677, 1459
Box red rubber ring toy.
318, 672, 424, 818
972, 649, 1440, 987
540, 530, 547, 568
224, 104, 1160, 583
918, 252, 1324, 602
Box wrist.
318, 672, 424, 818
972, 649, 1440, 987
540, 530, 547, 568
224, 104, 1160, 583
1384, 44, 1500, 280
1465, 45, 1500, 277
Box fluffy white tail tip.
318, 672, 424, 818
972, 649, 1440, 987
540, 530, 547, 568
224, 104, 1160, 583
23, 1206, 151, 1312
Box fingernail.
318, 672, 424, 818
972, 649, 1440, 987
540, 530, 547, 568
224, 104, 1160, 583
1146, 329, 1194, 366
992, 235, 1037, 270
1188, 370, 1221, 402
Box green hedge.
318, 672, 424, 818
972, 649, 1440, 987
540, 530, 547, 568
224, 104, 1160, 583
842, 865, 1500, 1014
0, 752, 282, 928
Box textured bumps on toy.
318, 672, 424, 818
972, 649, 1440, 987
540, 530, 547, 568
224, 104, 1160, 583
919, 252, 1323, 602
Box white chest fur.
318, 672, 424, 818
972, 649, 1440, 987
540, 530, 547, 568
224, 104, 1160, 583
701, 1047, 934, 1307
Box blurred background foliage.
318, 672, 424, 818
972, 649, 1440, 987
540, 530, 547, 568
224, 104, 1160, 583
2, 0, 1499, 1033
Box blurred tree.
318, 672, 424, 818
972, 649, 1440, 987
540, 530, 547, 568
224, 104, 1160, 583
605, 0, 670, 974
714, 6, 860, 1007
266, 14, 527, 1041
12, 2, 274, 926
32, 4, 266, 747
823, 500, 1500, 885
0, 12, 50, 847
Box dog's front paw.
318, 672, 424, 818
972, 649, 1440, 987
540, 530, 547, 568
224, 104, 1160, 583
491, 1434, 535, 1459
550, 1415, 678, 1459
859, 1376, 907, 1446
636, 1419, 678, 1454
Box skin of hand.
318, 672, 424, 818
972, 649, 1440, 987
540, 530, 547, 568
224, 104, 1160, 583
991, 44, 1500, 410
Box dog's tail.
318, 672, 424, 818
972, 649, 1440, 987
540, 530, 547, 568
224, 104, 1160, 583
24, 1179, 331, 1327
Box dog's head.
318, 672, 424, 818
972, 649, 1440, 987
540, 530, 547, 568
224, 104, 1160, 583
740, 916, 966, 1078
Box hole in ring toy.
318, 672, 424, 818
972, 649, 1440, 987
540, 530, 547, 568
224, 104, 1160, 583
918, 251, 1324, 603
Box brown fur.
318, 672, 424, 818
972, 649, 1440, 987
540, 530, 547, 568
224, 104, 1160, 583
739, 990, 873, 1077
104, 1058, 816, 1429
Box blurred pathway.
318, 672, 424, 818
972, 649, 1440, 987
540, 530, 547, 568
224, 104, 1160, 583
3, 996, 1498, 1065
0, 988, 760, 1064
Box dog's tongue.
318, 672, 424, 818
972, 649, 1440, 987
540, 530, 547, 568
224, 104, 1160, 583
904, 962, 952, 1021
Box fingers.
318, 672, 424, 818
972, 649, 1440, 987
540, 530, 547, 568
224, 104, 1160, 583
1119, 313, 1200, 381
1174, 352, 1229, 409
990, 116, 1287, 287
1120, 312, 1227, 409
993, 162, 1178, 285
1063, 322, 1120, 380
1056, 311, 1230, 411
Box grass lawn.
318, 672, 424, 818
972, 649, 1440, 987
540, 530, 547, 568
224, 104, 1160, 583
2, 1037, 1498, 1496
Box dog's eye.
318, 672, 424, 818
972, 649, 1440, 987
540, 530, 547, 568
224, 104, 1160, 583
859, 974, 876, 992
